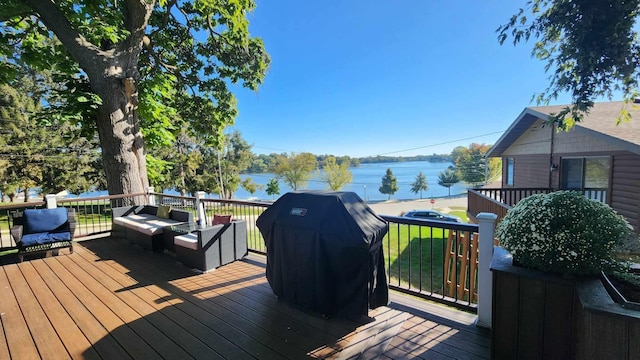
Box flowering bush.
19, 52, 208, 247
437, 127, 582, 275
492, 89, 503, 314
495, 190, 631, 276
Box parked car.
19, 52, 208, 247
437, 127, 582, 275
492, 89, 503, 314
402, 210, 463, 223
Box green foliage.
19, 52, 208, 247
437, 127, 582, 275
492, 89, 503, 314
274, 153, 317, 191
454, 143, 500, 186
322, 156, 353, 191
498, 0, 640, 128
246, 156, 268, 173
410, 172, 428, 199
450, 146, 467, 165
379, 168, 399, 199
0, 0, 270, 193
217, 131, 253, 198
265, 178, 280, 198
437, 167, 460, 196
0, 74, 103, 200
496, 191, 632, 276
147, 129, 253, 199
241, 177, 259, 195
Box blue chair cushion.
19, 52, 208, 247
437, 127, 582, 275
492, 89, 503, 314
21, 231, 72, 246
23, 208, 69, 234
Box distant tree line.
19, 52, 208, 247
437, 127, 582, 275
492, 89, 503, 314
359, 154, 451, 164
246, 153, 452, 174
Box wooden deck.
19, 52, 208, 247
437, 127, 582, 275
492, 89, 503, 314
0, 236, 490, 359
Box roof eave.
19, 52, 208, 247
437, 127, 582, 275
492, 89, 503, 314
486, 107, 550, 158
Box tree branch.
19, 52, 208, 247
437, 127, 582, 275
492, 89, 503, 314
22, 0, 101, 77
121, 0, 154, 54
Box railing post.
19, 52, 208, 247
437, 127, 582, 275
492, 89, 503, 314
476, 212, 497, 328
195, 191, 206, 226
45, 194, 57, 209
147, 187, 155, 206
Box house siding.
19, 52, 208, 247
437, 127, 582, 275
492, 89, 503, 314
610, 152, 640, 231
503, 154, 550, 188
554, 128, 625, 154
502, 151, 639, 231
502, 120, 552, 156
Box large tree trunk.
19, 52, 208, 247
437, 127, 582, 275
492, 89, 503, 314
95, 76, 149, 197
24, 0, 153, 201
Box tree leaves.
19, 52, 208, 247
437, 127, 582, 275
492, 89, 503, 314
498, 0, 640, 127
438, 167, 460, 197
379, 168, 399, 200
1, 0, 270, 191
410, 172, 428, 199
274, 153, 318, 191
453, 143, 500, 186
322, 156, 353, 191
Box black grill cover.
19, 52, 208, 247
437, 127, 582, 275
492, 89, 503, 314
256, 191, 388, 319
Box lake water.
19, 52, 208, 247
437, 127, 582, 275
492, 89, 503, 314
75, 161, 469, 201
237, 161, 468, 201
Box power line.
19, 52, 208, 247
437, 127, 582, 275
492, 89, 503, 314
370, 131, 506, 156
251, 130, 506, 157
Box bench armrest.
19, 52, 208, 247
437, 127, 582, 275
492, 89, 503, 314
67, 208, 76, 240
10, 224, 23, 243
10, 211, 24, 243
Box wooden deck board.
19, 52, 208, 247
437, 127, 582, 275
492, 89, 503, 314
0, 265, 40, 360
68, 247, 221, 359
4, 264, 70, 360
81, 239, 293, 360
54, 253, 194, 360
29, 261, 133, 360
72, 242, 235, 359
17, 262, 100, 360
42, 257, 163, 360
0, 236, 490, 359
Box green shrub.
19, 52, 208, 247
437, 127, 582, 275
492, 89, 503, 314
495, 191, 632, 276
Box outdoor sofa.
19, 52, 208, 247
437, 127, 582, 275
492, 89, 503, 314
112, 205, 192, 251
11, 207, 76, 262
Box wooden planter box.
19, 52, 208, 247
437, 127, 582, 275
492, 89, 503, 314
491, 247, 640, 360
574, 277, 640, 359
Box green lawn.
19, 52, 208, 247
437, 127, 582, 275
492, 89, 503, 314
385, 224, 449, 295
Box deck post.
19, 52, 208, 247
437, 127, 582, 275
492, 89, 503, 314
476, 212, 497, 328
147, 187, 156, 205
45, 194, 58, 209
195, 191, 206, 226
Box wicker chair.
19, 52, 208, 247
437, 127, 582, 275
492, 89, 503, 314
11, 208, 76, 262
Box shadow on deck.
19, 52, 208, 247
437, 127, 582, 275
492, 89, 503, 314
0, 236, 489, 359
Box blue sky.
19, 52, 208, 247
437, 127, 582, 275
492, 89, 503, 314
230, 1, 575, 157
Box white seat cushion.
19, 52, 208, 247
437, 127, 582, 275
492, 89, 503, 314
113, 214, 183, 236
174, 233, 198, 250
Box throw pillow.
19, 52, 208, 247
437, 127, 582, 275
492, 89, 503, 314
156, 205, 172, 219
212, 214, 232, 225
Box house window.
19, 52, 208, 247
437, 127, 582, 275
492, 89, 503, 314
560, 157, 610, 201
506, 158, 514, 186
